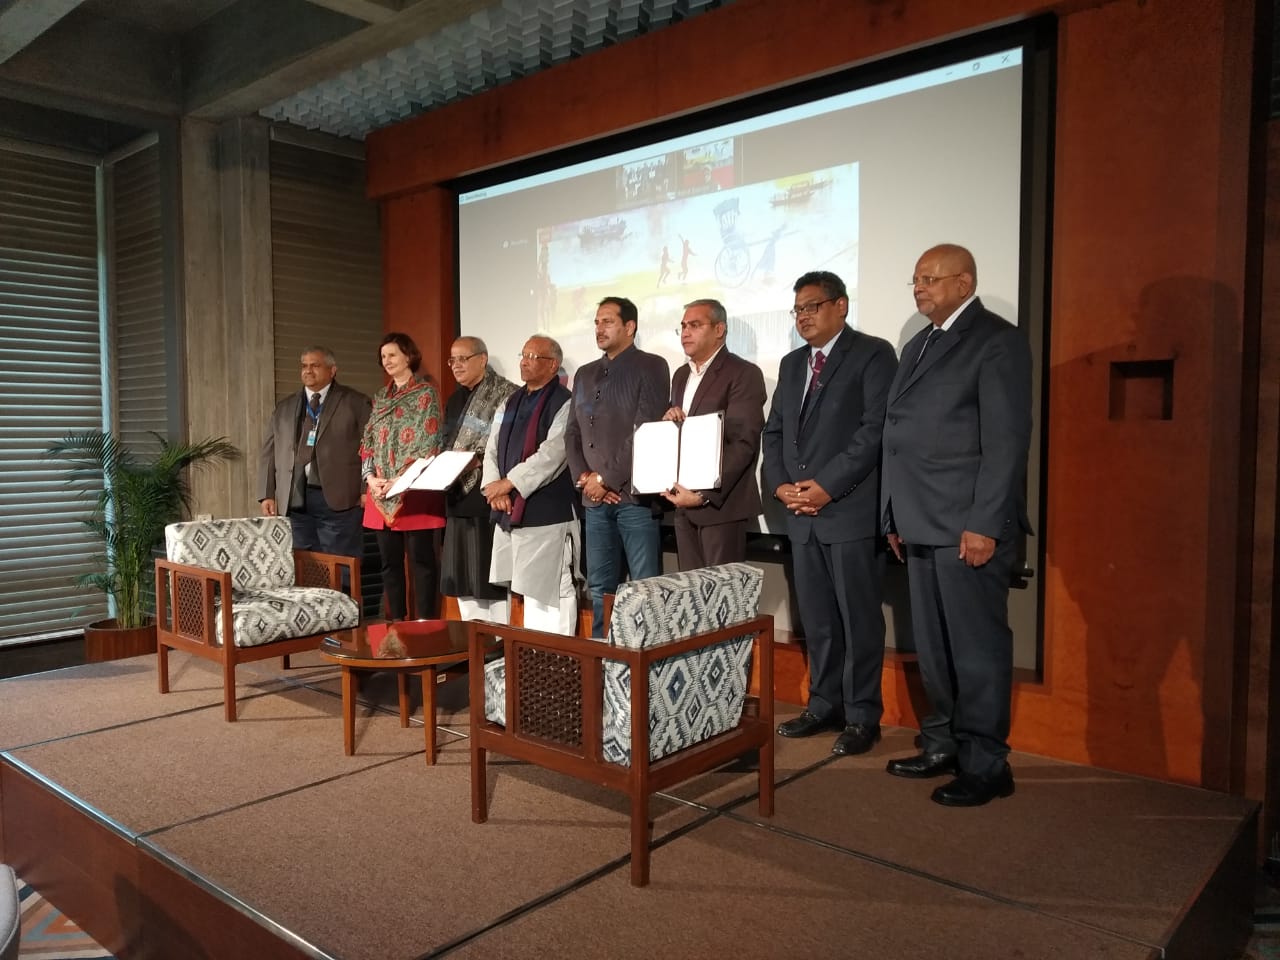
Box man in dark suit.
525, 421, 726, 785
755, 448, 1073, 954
260, 346, 373, 558
660, 299, 766, 568
882, 243, 1032, 807
763, 271, 897, 756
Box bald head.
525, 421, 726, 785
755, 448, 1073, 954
912, 244, 978, 325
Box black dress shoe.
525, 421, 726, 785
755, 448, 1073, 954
931, 765, 1015, 807
830, 722, 881, 756
885, 751, 958, 779
777, 710, 842, 738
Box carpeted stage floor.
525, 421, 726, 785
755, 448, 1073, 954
0, 651, 1258, 960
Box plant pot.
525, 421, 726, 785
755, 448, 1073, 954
84, 618, 156, 663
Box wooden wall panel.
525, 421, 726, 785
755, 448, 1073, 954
382, 186, 455, 395
366, 0, 1264, 790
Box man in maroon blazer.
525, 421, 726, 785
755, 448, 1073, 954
660, 299, 766, 568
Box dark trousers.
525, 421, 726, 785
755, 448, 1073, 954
792, 535, 885, 725
375, 528, 439, 621
290, 487, 363, 558
905, 538, 1016, 779
673, 512, 747, 570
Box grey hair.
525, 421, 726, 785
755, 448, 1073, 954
530, 334, 563, 364
683, 298, 727, 326
301, 346, 337, 367
454, 335, 488, 355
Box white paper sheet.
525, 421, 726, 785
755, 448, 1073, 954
629, 412, 723, 494
382, 450, 476, 498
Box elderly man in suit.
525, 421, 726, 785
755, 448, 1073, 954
660, 299, 766, 568
882, 244, 1032, 807
260, 346, 372, 558
763, 271, 897, 757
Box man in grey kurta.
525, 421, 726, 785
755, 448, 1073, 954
482, 335, 580, 633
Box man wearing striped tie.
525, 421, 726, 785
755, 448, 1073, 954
762, 271, 897, 758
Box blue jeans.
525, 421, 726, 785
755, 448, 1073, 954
584, 503, 660, 637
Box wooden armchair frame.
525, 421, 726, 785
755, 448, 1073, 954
155, 550, 361, 721
467, 614, 774, 886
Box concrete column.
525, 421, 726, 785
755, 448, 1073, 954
178, 115, 275, 519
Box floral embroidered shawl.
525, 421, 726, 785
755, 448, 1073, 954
359, 374, 442, 525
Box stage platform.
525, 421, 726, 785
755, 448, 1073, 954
0, 650, 1257, 960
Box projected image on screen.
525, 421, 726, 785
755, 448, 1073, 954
533, 159, 859, 379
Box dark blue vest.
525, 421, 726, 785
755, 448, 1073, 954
495, 381, 575, 528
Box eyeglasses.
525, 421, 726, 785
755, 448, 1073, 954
908, 274, 961, 287
674, 320, 718, 334
447, 353, 482, 366
790, 297, 839, 318
517, 352, 556, 362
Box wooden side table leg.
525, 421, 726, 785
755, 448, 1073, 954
398, 671, 411, 727
342, 667, 356, 756
423, 667, 438, 765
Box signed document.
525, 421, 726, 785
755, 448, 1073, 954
383, 450, 476, 498
631, 412, 723, 494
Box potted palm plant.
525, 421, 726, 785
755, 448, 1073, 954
47, 430, 239, 661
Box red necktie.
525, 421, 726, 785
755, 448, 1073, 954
800, 350, 825, 421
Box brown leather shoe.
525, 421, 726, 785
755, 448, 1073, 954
830, 722, 881, 756
931, 765, 1015, 807
885, 751, 958, 779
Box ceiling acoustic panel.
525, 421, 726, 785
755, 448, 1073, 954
260, 0, 729, 140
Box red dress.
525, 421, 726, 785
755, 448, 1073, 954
360, 376, 446, 532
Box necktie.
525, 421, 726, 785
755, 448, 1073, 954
913, 328, 943, 371
297, 392, 322, 467
800, 350, 825, 422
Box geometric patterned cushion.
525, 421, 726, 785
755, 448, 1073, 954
602, 563, 762, 765
165, 517, 294, 592
484, 563, 763, 766
214, 586, 360, 648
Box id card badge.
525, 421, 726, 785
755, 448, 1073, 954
306, 428, 317, 447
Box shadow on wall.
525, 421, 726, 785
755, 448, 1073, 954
1051, 275, 1235, 784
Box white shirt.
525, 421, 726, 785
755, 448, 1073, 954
680, 345, 724, 413
303, 381, 333, 479
801, 328, 843, 405
915, 294, 976, 364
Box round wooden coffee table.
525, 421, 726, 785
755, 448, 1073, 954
320, 619, 469, 765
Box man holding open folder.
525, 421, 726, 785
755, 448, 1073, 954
660, 299, 766, 569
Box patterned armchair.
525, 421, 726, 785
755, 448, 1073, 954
154, 517, 361, 721
468, 563, 774, 886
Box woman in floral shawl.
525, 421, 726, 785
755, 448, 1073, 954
361, 332, 445, 620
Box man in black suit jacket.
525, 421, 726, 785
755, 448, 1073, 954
882, 244, 1032, 807
661, 299, 766, 568
763, 271, 897, 757
260, 346, 373, 558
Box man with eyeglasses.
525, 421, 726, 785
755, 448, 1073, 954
481, 336, 581, 633
440, 337, 517, 622
762, 271, 897, 758
565, 296, 671, 636
660, 299, 766, 569
259, 346, 372, 559
881, 244, 1032, 807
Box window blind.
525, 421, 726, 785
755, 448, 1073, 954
110, 142, 168, 451
0, 146, 107, 643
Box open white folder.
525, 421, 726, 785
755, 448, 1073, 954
382, 450, 477, 498
630, 411, 723, 495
